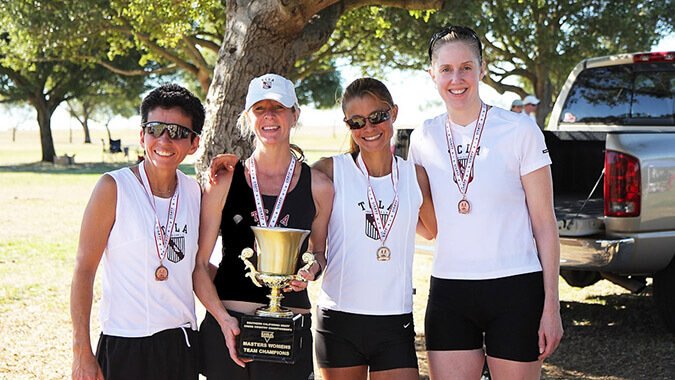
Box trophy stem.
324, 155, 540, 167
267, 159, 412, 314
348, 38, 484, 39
256, 286, 293, 318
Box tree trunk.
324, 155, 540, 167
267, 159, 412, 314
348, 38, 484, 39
536, 79, 553, 129
195, 1, 338, 181
82, 113, 92, 144
195, 0, 443, 182
35, 100, 56, 162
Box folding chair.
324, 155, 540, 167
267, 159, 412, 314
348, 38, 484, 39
102, 138, 129, 162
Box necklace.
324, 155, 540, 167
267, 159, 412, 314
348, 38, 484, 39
356, 153, 399, 262
444, 102, 488, 215
138, 162, 180, 281
248, 153, 296, 227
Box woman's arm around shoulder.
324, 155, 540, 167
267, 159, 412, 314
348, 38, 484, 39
521, 165, 564, 360
71, 174, 117, 380
208, 153, 239, 184
311, 156, 334, 182
415, 164, 437, 239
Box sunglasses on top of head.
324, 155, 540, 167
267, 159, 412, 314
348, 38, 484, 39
427, 25, 483, 62
142, 121, 198, 140
344, 108, 392, 130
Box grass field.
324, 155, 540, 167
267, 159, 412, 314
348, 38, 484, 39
1, 128, 673, 379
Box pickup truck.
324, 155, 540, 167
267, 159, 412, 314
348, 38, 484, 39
545, 51, 674, 333
393, 51, 675, 332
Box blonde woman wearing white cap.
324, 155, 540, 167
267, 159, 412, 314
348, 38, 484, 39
193, 73, 334, 380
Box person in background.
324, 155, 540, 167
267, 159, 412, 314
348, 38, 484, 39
312, 77, 436, 380
410, 25, 563, 379
510, 99, 524, 113
194, 73, 333, 380
523, 95, 540, 120
71, 83, 204, 380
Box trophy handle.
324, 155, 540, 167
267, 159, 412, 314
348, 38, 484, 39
240, 248, 263, 287
295, 251, 316, 282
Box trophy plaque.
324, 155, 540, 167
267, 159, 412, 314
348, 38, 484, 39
237, 226, 315, 364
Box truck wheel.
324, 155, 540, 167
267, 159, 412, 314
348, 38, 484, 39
654, 257, 675, 334
561, 270, 601, 288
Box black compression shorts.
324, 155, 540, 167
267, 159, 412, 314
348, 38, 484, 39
425, 271, 544, 362
315, 308, 418, 371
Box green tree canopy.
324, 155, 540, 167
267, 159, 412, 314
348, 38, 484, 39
0, 1, 149, 162
316, 0, 673, 125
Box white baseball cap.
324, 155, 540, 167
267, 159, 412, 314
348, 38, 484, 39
245, 73, 298, 111
523, 95, 540, 105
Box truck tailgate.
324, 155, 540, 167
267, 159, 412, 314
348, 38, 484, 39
555, 197, 604, 237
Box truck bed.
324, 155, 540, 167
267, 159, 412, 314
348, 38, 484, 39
546, 131, 606, 236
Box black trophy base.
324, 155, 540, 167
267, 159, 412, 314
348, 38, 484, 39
237, 314, 299, 364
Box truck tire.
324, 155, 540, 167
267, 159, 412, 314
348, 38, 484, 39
561, 270, 601, 288
654, 257, 675, 334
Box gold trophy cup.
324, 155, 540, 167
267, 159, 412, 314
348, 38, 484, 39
237, 226, 316, 363
239, 226, 316, 317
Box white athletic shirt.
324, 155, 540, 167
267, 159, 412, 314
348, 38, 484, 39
318, 153, 422, 315
409, 106, 550, 280
100, 168, 201, 337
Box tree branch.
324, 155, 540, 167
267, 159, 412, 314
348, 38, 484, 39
0, 65, 33, 93
483, 72, 527, 97
95, 60, 178, 76
129, 30, 200, 75
182, 36, 211, 70
189, 35, 221, 53
291, 4, 344, 58
343, 0, 443, 12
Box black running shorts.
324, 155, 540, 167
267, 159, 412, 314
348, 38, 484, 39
315, 308, 418, 371
96, 327, 199, 380
425, 271, 544, 362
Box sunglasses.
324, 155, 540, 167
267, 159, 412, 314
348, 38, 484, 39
142, 121, 198, 140
428, 25, 482, 62
344, 109, 391, 130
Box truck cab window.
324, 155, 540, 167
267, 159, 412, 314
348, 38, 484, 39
561, 62, 674, 125
631, 69, 674, 124
559, 65, 632, 123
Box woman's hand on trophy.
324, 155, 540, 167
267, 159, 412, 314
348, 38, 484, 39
286, 274, 311, 292
220, 314, 252, 367
209, 153, 239, 184
286, 260, 323, 292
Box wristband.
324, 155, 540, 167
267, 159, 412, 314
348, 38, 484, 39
312, 259, 323, 279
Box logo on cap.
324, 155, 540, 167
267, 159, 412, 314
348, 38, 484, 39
262, 77, 274, 89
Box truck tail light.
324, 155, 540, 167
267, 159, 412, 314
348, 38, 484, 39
604, 150, 641, 217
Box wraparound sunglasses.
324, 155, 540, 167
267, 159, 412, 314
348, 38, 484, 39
142, 121, 199, 140
344, 108, 391, 130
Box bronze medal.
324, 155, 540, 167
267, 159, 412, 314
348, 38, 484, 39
445, 103, 488, 218
376, 246, 391, 261
458, 199, 471, 214
155, 264, 169, 281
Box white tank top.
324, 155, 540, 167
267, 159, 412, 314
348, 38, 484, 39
100, 168, 201, 337
318, 154, 422, 315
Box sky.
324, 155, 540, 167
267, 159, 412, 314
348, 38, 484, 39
2, 34, 674, 132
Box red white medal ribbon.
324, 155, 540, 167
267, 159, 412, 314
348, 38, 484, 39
445, 103, 488, 199
356, 154, 400, 248
138, 162, 180, 267
249, 154, 296, 227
